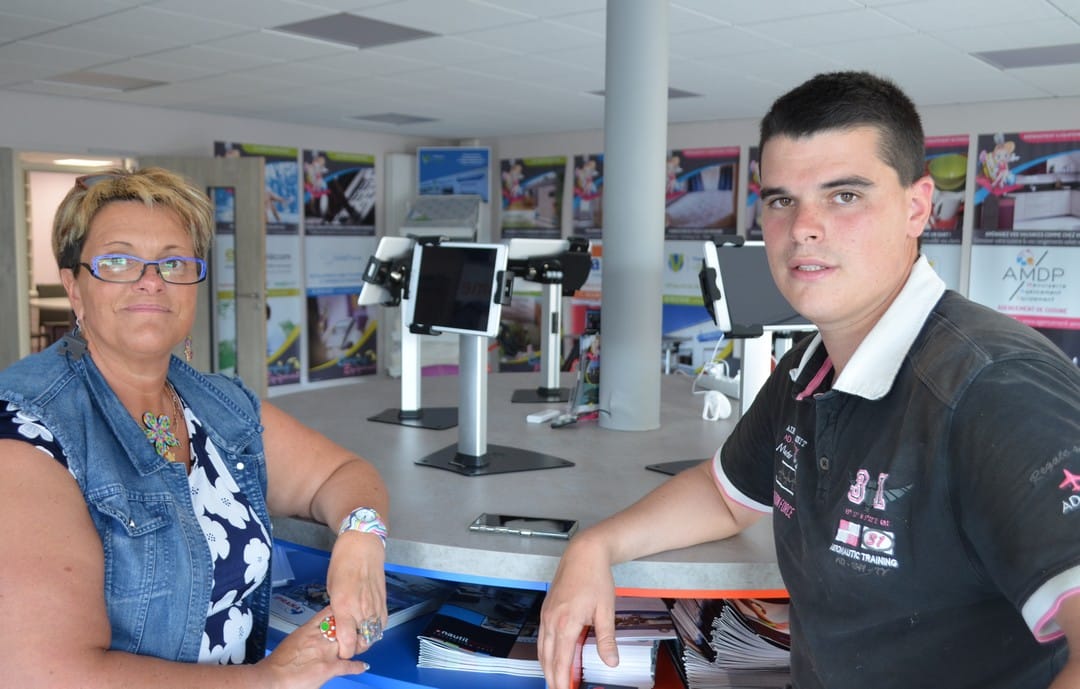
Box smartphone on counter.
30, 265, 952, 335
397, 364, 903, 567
469, 513, 578, 539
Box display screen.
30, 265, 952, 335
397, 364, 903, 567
701, 241, 812, 333
406, 242, 507, 337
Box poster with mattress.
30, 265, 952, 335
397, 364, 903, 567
664, 146, 739, 241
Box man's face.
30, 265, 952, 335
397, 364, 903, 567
758, 126, 932, 341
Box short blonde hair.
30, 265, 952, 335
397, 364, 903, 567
53, 166, 215, 271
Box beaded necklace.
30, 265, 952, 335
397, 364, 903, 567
142, 383, 185, 462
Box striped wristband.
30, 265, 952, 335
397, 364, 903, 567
338, 507, 388, 547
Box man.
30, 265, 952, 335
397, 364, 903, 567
537, 71, 1080, 688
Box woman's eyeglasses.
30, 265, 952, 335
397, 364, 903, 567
80, 254, 207, 285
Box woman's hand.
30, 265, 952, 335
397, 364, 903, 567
538, 534, 619, 689
257, 608, 371, 689
324, 531, 388, 659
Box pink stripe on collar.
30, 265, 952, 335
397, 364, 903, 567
796, 357, 834, 400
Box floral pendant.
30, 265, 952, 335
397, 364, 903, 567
143, 411, 179, 462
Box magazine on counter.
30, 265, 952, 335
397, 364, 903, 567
269, 570, 455, 634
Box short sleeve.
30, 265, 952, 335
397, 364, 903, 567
949, 357, 1080, 638
0, 399, 68, 466
716, 367, 791, 512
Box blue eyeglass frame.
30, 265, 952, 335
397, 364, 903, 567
80, 253, 208, 284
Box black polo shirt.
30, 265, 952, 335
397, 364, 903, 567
716, 258, 1080, 688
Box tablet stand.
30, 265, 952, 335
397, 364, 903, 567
367, 304, 457, 429
506, 239, 591, 403
510, 282, 568, 403
417, 334, 575, 476
361, 244, 457, 430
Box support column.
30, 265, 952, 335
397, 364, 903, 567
598, 0, 669, 431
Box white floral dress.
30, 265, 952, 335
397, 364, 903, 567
0, 397, 271, 664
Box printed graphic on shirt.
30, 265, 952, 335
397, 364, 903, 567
772, 425, 806, 520
1058, 466, 1080, 515
830, 517, 899, 570
828, 468, 904, 572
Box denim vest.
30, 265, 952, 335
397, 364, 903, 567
0, 337, 272, 662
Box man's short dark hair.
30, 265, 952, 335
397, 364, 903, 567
758, 71, 926, 186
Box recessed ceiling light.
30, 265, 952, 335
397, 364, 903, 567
350, 113, 439, 125
589, 87, 701, 99
972, 42, 1080, 70
273, 13, 437, 50
53, 158, 116, 167
36, 71, 166, 92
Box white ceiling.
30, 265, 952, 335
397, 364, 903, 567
2, 0, 1080, 140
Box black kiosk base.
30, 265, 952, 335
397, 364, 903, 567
368, 407, 457, 430
417, 443, 574, 477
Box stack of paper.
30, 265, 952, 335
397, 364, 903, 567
582, 597, 677, 689
416, 583, 545, 678
666, 598, 791, 689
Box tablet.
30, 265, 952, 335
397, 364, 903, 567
405, 241, 509, 337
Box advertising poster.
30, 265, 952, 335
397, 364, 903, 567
922, 135, 970, 291
568, 241, 602, 336
745, 146, 763, 241
499, 156, 566, 238
970, 130, 1080, 364
211, 187, 237, 376
266, 236, 304, 386
661, 239, 721, 372
302, 149, 376, 233
664, 147, 739, 241
572, 153, 604, 238
496, 287, 543, 372
304, 231, 377, 382
417, 146, 490, 202
215, 141, 304, 386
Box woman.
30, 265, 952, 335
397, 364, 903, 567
0, 167, 389, 687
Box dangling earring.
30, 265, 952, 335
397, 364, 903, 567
184, 336, 194, 363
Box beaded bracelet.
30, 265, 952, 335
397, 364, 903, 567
338, 507, 388, 547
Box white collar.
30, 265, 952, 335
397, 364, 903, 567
790, 255, 946, 400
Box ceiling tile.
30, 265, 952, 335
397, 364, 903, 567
24, 24, 185, 57
150, 0, 331, 29
201, 30, 356, 61
0, 0, 139, 24
874, 0, 1064, 31
0, 40, 123, 70
671, 0, 858, 25
0, 12, 62, 43
370, 35, 516, 65
79, 7, 246, 44
752, 7, 915, 48
142, 45, 278, 72
932, 19, 1080, 53
360, 0, 532, 34
458, 19, 600, 53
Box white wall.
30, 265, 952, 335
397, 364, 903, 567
27, 170, 77, 289
0, 90, 447, 239
482, 94, 1080, 160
